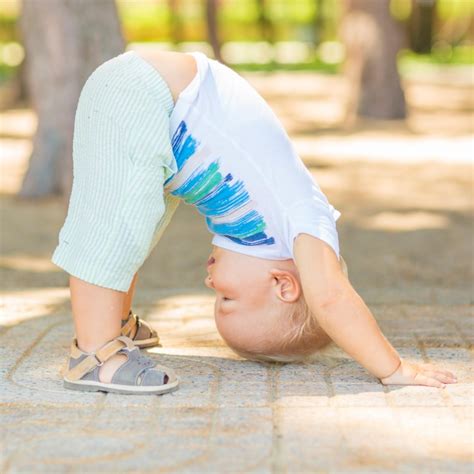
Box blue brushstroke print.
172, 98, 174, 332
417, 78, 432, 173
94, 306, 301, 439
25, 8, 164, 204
167, 120, 275, 246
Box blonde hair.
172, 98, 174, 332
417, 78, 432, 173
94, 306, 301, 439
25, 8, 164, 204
233, 254, 349, 364
232, 296, 332, 363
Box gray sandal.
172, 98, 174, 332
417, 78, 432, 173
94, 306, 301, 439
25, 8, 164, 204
63, 335, 179, 395
121, 309, 160, 348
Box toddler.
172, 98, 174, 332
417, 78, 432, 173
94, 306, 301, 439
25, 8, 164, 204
52, 49, 456, 394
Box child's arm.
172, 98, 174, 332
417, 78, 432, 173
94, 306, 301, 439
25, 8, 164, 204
293, 233, 457, 388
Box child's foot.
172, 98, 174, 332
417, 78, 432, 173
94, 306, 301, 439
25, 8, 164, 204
63, 335, 179, 395
98, 353, 129, 383
121, 310, 160, 348
96, 352, 161, 384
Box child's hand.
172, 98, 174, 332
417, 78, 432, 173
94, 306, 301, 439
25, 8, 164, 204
379, 359, 457, 388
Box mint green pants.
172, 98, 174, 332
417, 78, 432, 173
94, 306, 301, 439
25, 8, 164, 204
51, 51, 180, 292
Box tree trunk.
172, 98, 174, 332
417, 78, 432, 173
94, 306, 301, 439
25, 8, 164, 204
341, 0, 407, 122
410, 0, 436, 54
256, 0, 275, 44
168, 0, 183, 46
313, 0, 325, 46
19, 0, 125, 200
206, 0, 224, 63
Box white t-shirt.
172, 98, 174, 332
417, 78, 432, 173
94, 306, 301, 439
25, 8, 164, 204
166, 51, 341, 261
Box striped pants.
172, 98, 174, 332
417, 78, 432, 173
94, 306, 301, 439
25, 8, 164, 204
51, 51, 180, 292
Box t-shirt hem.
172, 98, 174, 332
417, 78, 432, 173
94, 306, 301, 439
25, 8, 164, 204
211, 235, 292, 260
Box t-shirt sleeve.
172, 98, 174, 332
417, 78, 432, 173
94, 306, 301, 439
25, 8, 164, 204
286, 196, 341, 260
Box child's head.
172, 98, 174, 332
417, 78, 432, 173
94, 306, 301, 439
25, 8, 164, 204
204, 245, 333, 362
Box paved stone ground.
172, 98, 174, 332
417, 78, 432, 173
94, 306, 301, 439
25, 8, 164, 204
1, 70, 473, 472
1, 288, 473, 472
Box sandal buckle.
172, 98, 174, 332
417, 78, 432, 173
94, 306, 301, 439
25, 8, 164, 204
94, 354, 105, 366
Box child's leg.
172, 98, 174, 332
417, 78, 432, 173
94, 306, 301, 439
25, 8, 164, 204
122, 272, 138, 321
52, 52, 180, 391
70, 275, 130, 383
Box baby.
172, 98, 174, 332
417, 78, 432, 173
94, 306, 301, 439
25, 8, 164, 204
52, 49, 456, 395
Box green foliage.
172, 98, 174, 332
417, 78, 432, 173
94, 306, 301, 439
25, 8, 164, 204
233, 57, 340, 73
117, 1, 169, 42
0, 0, 472, 78
399, 45, 474, 74
437, 0, 474, 20
390, 0, 412, 21
219, 0, 260, 23
0, 11, 18, 43
0, 62, 17, 83
265, 1, 316, 23
390, 0, 474, 22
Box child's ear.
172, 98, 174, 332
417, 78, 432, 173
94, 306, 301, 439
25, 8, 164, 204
269, 268, 301, 303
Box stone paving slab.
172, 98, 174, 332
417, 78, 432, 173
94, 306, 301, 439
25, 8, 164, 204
1, 288, 473, 473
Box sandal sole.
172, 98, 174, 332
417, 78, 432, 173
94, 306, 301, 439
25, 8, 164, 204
133, 336, 161, 348
63, 377, 179, 395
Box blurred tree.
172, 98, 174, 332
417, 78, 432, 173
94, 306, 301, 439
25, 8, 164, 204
206, 0, 224, 62
410, 0, 436, 53
19, 0, 124, 200
313, 0, 325, 45
341, 0, 406, 122
434, 0, 473, 50
168, 0, 183, 46
256, 0, 275, 44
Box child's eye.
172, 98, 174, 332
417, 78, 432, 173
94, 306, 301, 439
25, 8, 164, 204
223, 297, 231, 301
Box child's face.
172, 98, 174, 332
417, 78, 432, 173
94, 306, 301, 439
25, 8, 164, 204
204, 245, 299, 355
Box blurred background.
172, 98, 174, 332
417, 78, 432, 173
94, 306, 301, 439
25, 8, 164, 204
0, 0, 472, 295
1, 0, 472, 196
1, 4, 472, 471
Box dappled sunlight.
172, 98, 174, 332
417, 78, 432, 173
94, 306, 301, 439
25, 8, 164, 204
408, 112, 474, 135
0, 108, 37, 138
271, 97, 346, 130
357, 211, 451, 231
277, 406, 472, 467
295, 132, 473, 163
0, 287, 69, 326
138, 290, 228, 355
0, 138, 31, 194
0, 109, 36, 195
151, 292, 213, 306
305, 161, 472, 214
149, 346, 238, 359
1, 254, 60, 273
1, 2, 472, 470
141, 291, 214, 323
406, 83, 473, 111
245, 72, 346, 99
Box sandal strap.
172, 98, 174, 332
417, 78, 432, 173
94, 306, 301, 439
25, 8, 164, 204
121, 310, 137, 338
66, 336, 136, 381
110, 350, 158, 386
